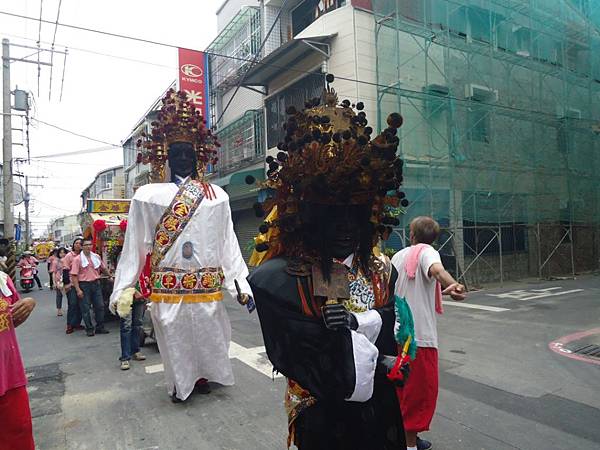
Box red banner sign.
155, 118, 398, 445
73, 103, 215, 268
178, 48, 210, 127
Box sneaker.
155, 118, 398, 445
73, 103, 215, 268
417, 437, 432, 450
133, 352, 146, 361
57, 309, 63, 316
120, 360, 130, 371
65, 326, 74, 335
39, 287, 43, 290
95, 328, 110, 334
86, 329, 95, 337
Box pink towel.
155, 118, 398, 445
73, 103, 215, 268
405, 243, 443, 315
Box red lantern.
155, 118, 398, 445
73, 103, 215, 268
93, 219, 107, 233
119, 219, 128, 232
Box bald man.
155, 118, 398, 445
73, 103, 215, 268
391, 216, 466, 450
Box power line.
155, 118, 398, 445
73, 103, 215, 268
1, 10, 593, 126
48, 0, 63, 101
31, 118, 120, 147
29, 145, 118, 159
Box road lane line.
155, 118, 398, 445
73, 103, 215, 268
520, 289, 583, 301
144, 342, 283, 379
442, 301, 509, 312
145, 364, 164, 374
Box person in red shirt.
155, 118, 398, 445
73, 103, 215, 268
63, 238, 84, 334
17, 252, 42, 290
70, 239, 110, 337
0, 271, 36, 450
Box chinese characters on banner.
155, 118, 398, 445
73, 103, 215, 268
178, 48, 210, 128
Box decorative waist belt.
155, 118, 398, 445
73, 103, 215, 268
149, 267, 225, 304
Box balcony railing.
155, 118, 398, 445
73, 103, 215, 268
215, 109, 265, 176
207, 6, 261, 92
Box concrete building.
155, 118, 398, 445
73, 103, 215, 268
81, 166, 125, 209
207, 0, 267, 259
49, 214, 81, 245
122, 84, 175, 199
238, 0, 600, 284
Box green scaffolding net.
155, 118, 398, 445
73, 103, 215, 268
372, 0, 600, 283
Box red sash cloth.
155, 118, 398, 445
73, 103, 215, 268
0, 385, 35, 450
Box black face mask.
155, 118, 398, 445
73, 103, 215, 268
325, 205, 361, 260
168, 142, 197, 180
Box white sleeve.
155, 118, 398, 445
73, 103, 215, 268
345, 330, 379, 403
420, 246, 442, 279
109, 197, 153, 304
220, 198, 253, 301
345, 309, 382, 403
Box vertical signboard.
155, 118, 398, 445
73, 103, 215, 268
178, 48, 210, 128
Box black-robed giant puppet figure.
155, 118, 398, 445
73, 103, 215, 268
247, 75, 409, 450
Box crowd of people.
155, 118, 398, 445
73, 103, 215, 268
1, 81, 468, 450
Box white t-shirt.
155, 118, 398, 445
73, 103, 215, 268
392, 245, 442, 348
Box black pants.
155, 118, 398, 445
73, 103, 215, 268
33, 273, 42, 288
49, 271, 54, 289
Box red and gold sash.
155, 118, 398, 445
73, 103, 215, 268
150, 179, 212, 270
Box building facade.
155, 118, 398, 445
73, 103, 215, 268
239, 0, 600, 284
49, 214, 81, 245
207, 0, 269, 259
81, 166, 125, 209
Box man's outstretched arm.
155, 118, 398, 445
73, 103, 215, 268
429, 263, 466, 301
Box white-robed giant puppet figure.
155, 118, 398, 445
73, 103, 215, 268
110, 89, 254, 403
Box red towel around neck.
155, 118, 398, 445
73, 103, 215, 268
405, 243, 443, 315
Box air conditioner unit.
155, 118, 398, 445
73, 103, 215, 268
465, 84, 498, 102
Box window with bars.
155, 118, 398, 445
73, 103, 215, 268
265, 72, 324, 149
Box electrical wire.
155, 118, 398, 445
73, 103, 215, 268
48, 0, 63, 101
31, 118, 120, 147
36, 0, 43, 96
1, 9, 595, 123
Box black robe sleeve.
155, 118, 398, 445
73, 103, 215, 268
249, 258, 356, 402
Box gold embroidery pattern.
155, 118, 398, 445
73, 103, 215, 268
0, 298, 11, 333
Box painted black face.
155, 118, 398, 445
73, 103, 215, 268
325, 205, 361, 260
168, 142, 196, 179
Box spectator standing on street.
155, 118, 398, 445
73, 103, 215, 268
63, 238, 84, 334
392, 216, 466, 450
17, 252, 42, 290
47, 249, 57, 290
71, 239, 110, 336
0, 270, 36, 450
51, 247, 68, 317
118, 287, 146, 370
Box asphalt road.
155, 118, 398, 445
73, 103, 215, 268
15, 271, 600, 450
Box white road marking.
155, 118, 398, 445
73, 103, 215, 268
144, 364, 164, 374
144, 341, 283, 379
442, 300, 509, 312
229, 342, 283, 379
486, 287, 584, 301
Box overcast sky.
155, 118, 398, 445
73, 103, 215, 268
0, 0, 221, 236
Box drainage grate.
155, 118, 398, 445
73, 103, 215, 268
571, 344, 600, 359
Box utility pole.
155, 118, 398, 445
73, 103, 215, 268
2, 39, 15, 278
24, 175, 30, 249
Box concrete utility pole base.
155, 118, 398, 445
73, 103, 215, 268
2, 38, 15, 278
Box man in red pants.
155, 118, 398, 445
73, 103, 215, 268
392, 216, 466, 450
0, 270, 36, 450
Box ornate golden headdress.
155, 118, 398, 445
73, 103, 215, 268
136, 89, 219, 182
250, 74, 408, 258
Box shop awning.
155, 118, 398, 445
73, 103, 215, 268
242, 34, 336, 87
